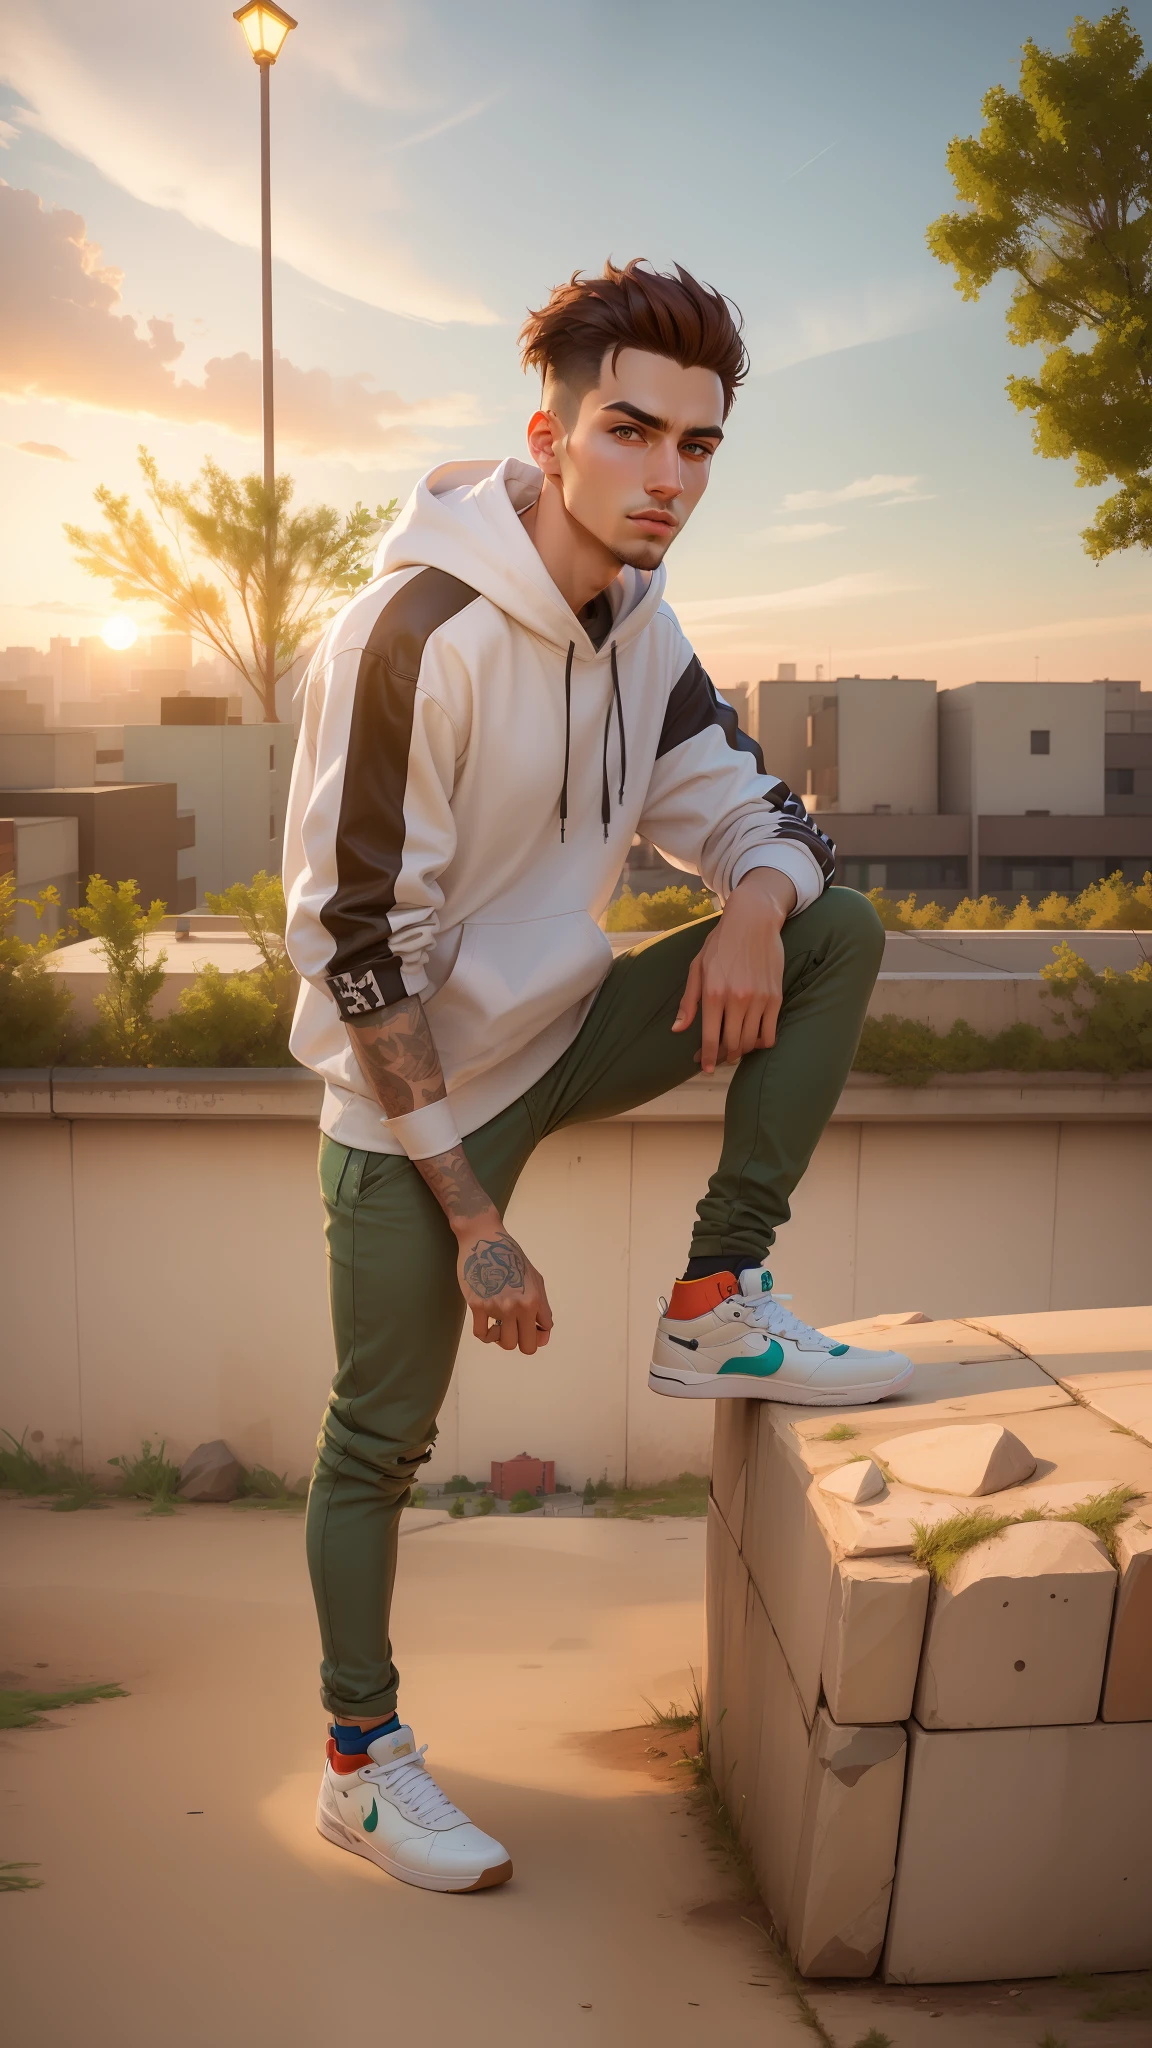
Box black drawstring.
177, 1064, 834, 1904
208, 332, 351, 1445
560, 636, 627, 844
610, 642, 626, 802
560, 641, 573, 843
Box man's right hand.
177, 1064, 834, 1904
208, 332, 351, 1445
456, 1211, 553, 1355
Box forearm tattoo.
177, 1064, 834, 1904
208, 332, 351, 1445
417, 1145, 495, 1226
463, 1236, 526, 1299
347, 995, 445, 1117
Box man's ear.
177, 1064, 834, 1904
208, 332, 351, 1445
527, 408, 564, 477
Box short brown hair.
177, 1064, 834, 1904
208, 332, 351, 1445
520, 258, 748, 420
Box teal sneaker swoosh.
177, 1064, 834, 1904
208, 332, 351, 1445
363, 1797, 379, 1833
717, 1340, 784, 1377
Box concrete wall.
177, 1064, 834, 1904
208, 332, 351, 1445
837, 678, 938, 815
942, 682, 1106, 817
748, 680, 812, 794
2, 1068, 1150, 1493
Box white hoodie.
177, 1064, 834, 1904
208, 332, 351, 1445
284, 458, 835, 1155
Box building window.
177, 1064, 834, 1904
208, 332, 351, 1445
1030, 729, 1050, 755
1106, 767, 1135, 796
841, 856, 968, 892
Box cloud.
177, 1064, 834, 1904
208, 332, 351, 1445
19, 597, 108, 615
763, 521, 843, 544
0, 184, 480, 463
2, 8, 498, 324
673, 571, 915, 628
749, 280, 947, 377
783, 474, 920, 511
15, 439, 73, 459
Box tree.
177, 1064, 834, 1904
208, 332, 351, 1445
72, 876, 168, 1064
66, 449, 396, 722
927, 8, 1152, 559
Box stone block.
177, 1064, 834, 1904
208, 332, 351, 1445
741, 1578, 811, 1935
884, 1721, 1152, 1981
821, 1315, 1019, 1368
710, 1398, 758, 1546
177, 1438, 244, 1502
704, 1497, 746, 1797
788, 1709, 906, 1978
811, 1481, 971, 1559
873, 1422, 1036, 1497
822, 1559, 929, 1724
1102, 1512, 1152, 1722
914, 1519, 1116, 1730
819, 1458, 885, 1504
741, 1413, 834, 1720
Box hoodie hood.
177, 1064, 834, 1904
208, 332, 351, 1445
373, 457, 666, 658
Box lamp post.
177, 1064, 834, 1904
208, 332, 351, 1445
233, 0, 297, 718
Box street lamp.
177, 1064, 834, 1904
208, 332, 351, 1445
233, 1, 296, 496
233, 0, 296, 719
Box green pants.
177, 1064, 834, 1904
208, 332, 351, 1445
308, 886, 883, 1718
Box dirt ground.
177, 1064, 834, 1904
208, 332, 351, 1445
1, 1498, 1149, 2048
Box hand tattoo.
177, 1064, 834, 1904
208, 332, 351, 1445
464, 1237, 526, 1299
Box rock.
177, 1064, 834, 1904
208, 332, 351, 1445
1101, 1515, 1152, 1722
177, 1439, 245, 1503
821, 1559, 930, 1724
819, 1459, 886, 1504
913, 1518, 1117, 1730
873, 1422, 1036, 1497
788, 1709, 907, 1978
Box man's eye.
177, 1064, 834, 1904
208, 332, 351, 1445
611, 425, 642, 441
683, 441, 712, 459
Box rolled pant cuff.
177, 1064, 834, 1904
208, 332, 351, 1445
321, 1689, 400, 1722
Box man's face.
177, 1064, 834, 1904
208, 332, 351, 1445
531, 348, 725, 569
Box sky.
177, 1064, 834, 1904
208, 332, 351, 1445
2, 0, 1152, 688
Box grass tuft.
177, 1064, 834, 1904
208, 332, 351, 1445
642, 1696, 698, 1733
819, 1423, 858, 1442
850, 2033, 895, 2048
0, 1682, 127, 1730
1059, 1485, 1140, 1559
0, 1430, 107, 1511
108, 1438, 181, 1515
0, 1863, 42, 1892
910, 1510, 1014, 1583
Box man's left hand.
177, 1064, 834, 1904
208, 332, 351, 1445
671, 867, 797, 1074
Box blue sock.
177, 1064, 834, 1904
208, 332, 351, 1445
330, 1713, 399, 1754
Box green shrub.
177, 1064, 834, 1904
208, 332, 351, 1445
509, 1489, 540, 1513
474, 1492, 495, 1516
865, 870, 1152, 933
582, 1477, 597, 1506
160, 962, 290, 1066
0, 1429, 104, 1511
442, 1473, 477, 1493
854, 945, 1152, 1082
0, 876, 74, 1065
604, 884, 716, 932
449, 1494, 466, 1518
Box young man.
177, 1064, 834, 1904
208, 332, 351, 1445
284, 259, 910, 1895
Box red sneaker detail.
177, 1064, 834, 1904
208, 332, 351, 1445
667, 1272, 738, 1320
326, 1735, 372, 1774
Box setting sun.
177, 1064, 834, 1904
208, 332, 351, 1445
100, 614, 139, 651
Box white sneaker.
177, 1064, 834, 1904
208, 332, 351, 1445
648, 1265, 913, 1407
316, 1722, 513, 1893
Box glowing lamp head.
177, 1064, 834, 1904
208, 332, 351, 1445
101, 615, 138, 653
234, 1, 297, 63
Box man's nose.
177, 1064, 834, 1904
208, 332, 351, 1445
643, 439, 682, 500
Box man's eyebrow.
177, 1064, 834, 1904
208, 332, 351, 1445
599, 400, 723, 442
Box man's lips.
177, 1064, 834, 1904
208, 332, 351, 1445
628, 510, 677, 533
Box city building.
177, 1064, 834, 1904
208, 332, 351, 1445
0, 688, 45, 732
112, 712, 292, 902
1104, 678, 1152, 814
0, 813, 79, 940
0, 729, 190, 909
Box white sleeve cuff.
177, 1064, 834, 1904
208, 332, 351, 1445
730, 843, 824, 914
385, 1098, 462, 1161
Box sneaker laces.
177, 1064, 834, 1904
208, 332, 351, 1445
365, 1745, 465, 1829
745, 1290, 839, 1353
